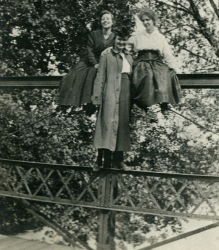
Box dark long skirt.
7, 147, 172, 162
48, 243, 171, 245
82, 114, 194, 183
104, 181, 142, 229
115, 73, 131, 151
59, 61, 97, 106
132, 54, 181, 108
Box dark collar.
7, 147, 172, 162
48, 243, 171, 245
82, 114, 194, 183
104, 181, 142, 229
111, 48, 121, 55
111, 48, 131, 56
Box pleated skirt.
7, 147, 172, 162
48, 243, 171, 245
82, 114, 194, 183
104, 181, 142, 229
59, 61, 97, 106
132, 57, 181, 108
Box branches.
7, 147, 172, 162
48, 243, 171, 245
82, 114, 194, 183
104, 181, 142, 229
188, 0, 217, 48
157, 0, 219, 56
97, 0, 104, 6
181, 46, 209, 61
156, 0, 192, 14
163, 24, 199, 34
194, 64, 218, 72
155, 0, 219, 54
208, 0, 219, 19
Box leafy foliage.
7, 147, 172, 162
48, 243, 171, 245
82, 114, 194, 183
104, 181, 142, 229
0, 0, 219, 248
0, 0, 137, 76
134, 0, 219, 72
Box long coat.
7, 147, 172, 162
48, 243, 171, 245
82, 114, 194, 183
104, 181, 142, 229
59, 30, 115, 106
92, 50, 133, 151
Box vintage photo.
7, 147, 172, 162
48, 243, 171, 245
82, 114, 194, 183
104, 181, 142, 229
0, 0, 219, 249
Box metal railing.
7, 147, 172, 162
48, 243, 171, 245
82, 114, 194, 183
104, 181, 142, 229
0, 74, 219, 250
0, 158, 219, 221
1, 74, 219, 89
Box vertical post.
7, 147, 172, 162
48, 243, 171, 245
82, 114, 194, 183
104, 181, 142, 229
97, 171, 116, 250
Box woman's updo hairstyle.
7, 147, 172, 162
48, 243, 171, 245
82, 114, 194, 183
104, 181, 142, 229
138, 8, 157, 25
100, 10, 114, 23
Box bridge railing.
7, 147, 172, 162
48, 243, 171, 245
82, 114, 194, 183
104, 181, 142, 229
1, 74, 219, 88
0, 158, 219, 221
0, 75, 219, 250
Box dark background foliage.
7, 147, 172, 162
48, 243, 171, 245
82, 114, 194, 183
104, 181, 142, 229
0, 0, 219, 248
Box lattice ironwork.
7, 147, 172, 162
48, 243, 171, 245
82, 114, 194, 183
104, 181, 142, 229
0, 158, 219, 220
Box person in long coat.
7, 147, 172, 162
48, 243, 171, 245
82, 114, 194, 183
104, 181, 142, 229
59, 10, 115, 108
92, 34, 133, 170
129, 9, 181, 113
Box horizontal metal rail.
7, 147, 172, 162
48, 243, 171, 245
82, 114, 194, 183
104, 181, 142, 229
0, 74, 219, 88
1, 158, 219, 221
0, 158, 219, 181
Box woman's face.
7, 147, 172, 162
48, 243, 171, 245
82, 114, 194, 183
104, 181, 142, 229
114, 36, 126, 51
101, 13, 113, 29
141, 14, 155, 32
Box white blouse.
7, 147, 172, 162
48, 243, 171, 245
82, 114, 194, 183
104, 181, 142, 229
129, 28, 179, 71
120, 53, 132, 73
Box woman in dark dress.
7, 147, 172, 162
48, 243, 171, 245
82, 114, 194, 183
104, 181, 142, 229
129, 9, 181, 113
59, 10, 115, 107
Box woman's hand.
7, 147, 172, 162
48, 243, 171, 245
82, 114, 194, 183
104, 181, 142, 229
94, 64, 99, 69
169, 68, 176, 73
169, 67, 181, 74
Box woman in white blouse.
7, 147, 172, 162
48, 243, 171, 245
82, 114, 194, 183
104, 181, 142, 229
129, 9, 181, 113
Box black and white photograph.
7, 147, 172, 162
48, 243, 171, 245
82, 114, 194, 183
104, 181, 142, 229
0, 0, 219, 249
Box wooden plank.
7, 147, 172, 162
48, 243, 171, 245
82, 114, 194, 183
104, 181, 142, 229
0, 74, 219, 88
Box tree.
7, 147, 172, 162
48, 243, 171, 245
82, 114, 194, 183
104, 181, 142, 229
134, 0, 219, 72
0, 0, 136, 75
0, 0, 219, 248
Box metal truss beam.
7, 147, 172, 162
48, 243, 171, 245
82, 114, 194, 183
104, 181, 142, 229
1, 74, 219, 88
1, 158, 219, 221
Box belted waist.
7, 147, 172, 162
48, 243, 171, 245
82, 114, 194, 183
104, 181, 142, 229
121, 72, 131, 79
137, 50, 161, 60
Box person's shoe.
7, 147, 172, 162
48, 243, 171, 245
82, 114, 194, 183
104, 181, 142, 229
161, 109, 169, 116
160, 103, 170, 118
135, 101, 148, 113
93, 162, 102, 172
83, 103, 97, 116
113, 161, 129, 170
118, 162, 129, 170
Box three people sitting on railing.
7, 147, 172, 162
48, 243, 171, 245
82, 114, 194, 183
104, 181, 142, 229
59, 8, 181, 171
